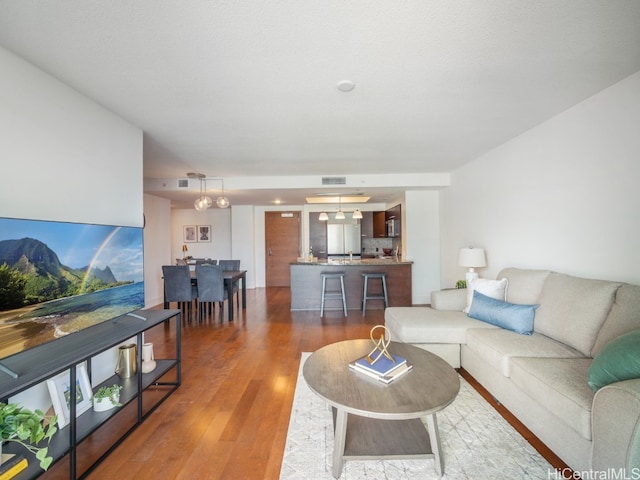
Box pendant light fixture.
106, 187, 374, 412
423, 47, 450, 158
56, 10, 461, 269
193, 176, 212, 212
352, 209, 363, 219
216, 179, 230, 208
318, 211, 329, 221
334, 196, 345, 220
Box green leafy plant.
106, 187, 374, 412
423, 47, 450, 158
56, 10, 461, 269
455, 280, 467, 289
0, 402, 57, 471
93, 384, 122, 407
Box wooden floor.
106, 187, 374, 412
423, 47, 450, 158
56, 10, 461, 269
80, 287, 571, 480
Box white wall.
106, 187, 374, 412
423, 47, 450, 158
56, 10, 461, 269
404, 190, 441, 304
143, 194, 172, 308
0, 47, 142, 227
0, 46, 143, 408
170, 208, 232, 262
441, 71, 640, 287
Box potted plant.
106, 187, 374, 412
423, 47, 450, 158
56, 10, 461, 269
92, 385, 122, 412
0, 402, 57, 471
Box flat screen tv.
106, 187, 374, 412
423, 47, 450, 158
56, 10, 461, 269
0, 217, 144, 359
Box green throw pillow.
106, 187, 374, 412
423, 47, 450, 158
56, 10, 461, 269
588, 329, 640, 391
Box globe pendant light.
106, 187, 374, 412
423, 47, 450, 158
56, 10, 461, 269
216, 179, 230, 208
194, 178, 212, 211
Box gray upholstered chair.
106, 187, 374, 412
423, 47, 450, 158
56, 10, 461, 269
195, 259, 217, 265
195, 264, 226, 322
162, 265, 198, 322
218, 260, 241, 308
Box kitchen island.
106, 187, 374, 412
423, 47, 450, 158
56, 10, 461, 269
290, 258, 412, 311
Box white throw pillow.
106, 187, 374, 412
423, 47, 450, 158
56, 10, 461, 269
464, 277, 508, 313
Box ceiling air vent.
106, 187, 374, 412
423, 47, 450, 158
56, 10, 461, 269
322, 176, 346, 185
177, 178, 190, 189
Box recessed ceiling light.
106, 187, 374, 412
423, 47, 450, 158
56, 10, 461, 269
337, 80, 355, 92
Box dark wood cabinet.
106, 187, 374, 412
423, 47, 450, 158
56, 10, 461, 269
360, 211, 373, 238
309, 212, 328, 258
373, 211, 386, 238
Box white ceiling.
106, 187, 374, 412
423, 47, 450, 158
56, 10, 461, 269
1, 1, 640, 208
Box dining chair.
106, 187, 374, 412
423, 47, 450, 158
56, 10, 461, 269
162, 265, 198, 322
218, 260, 241, 308
195, 264, 226, 322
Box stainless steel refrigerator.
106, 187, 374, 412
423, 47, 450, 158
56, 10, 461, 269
327, 222, 361, 256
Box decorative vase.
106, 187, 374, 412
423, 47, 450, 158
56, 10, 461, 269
93, 394, 119, 412
115, 344, 137, 379
141, 343, 156, 373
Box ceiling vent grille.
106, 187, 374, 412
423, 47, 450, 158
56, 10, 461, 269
177, 178, 190, 189
321, 176, 346, 185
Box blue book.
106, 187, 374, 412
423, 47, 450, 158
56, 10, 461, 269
353, 351, 407, 376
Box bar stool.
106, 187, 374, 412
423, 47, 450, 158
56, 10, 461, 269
320, 271, 347, 317
361, 272, 388, 315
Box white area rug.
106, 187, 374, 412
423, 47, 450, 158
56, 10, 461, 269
280, 353, 553, 479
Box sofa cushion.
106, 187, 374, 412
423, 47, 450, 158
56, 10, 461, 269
534, 273, 621, 356
510, 357, 594, 440
588, 329, 640, 391
464, 277, 508, 313
497, 267, 552, 305
591, 283, 640, 357
467, 290, 538, 335
465, 328, 585, 377
385, 306, 496, 344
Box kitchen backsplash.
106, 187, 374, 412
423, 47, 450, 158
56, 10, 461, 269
362, 237, 394, 255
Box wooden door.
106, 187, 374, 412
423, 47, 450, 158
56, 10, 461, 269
265, 211, 301, 287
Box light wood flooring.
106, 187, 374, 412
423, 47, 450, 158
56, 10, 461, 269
79, 287, 571, 480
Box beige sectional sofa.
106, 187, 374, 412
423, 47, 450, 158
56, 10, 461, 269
385, 267, 640, 473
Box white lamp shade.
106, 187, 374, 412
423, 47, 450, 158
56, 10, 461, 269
458, 248, 486, 268
335, 210, 345, 220
352, 209, 363, 219
318, 212, 329, 221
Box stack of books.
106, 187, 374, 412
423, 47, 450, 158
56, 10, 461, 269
0, 454, 28, 480
349, 350, 413, 385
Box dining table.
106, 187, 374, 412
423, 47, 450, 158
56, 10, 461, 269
164, 270, 247, 322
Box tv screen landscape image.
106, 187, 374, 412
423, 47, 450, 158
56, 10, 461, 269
0, 217, 144, 359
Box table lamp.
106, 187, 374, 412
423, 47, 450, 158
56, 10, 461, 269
458, 247, 486, 285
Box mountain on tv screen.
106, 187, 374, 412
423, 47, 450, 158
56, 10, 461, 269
0, 217, 144, 359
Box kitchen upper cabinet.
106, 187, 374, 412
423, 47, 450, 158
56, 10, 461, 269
308, 212, 328, 258
385, 204, 401, 237
360, 211, 373, 238
373, 211, 386, 237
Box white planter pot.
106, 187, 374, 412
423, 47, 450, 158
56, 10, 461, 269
93, 394, 119, 412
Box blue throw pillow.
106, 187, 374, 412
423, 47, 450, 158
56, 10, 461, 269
467, 290, 538, 335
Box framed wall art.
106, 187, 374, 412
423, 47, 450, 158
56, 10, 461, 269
47, 363, 93, 428
183, 225, 197, 243
198, 225, 211, 242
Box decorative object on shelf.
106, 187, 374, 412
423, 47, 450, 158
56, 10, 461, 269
182, 244, 188, 260
46, 363, 92, 428
92, 385, 122, 412
458, 247, 487, 284
115, 344, 137, 379
348, 325, 413, 384
141, 343, 157, 374
0, 403, 57, 471
456, 279, 467, 289
0, 452, 28, 478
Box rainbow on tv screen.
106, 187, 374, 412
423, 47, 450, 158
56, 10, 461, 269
0, 217, 144, 359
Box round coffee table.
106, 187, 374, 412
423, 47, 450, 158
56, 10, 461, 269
303, 339, 460, 478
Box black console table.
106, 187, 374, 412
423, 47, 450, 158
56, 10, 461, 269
0, 308, 181, 479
